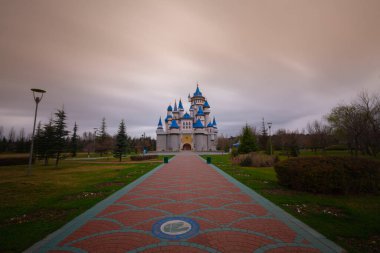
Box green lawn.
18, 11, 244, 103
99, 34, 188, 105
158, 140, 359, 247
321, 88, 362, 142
0, 157, 165, 252
203, 154, 380, 253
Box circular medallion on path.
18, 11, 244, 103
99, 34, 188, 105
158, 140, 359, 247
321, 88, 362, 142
152, 217, 199, 240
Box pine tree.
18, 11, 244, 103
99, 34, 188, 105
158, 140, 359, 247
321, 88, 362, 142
53, 109, 69, 166
97, 117, 111, 156
259, 118, 269, 152
71, 122, 78, 157
238, 124, 258, 154
100, 117, 107, 140
39, 119, 55, 165
113, 120, 128, 162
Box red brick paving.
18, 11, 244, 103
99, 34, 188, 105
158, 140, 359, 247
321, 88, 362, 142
36, 152, 342, 253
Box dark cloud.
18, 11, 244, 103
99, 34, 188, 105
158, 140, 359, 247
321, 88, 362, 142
1, 0, 379, 138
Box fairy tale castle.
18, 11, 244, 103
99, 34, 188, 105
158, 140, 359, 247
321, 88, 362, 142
156, 84, 218, 151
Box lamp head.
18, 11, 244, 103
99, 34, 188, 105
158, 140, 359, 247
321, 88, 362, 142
31, 88, 46, 103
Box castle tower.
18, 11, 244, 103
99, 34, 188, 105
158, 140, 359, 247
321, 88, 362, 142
156, 117, 166, 151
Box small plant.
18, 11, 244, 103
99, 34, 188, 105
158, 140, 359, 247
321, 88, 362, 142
230, 147, 239, 158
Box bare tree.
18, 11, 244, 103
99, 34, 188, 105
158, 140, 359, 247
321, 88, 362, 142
327, 91, 380, 156
306, 119, 331, 152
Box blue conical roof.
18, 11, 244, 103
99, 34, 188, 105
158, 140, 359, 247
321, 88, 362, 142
203, 100, 210, 108
193, 119, 204, 128
165, 114, 172, 122
207, 122, 213, 128
167, 104, 173, 111
196, 106, 205, 116
193, 84, 203, 97
178, 99, 184, 110
157, 117, 163, 129
183, 112, 191, 119
173, 100, 178, 111
170, 119, 180, 129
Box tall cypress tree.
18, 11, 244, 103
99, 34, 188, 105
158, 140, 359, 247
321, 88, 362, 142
259, 118, 269, 152
71, 122, 78, 157
53, 109, 69, 166
113, 120, 128, 162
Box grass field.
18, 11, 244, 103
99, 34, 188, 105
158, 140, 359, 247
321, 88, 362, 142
202, 154, 380, 253
0, 156, 166, 252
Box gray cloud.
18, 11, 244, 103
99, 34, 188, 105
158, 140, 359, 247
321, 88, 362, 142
1, 0, 379, 138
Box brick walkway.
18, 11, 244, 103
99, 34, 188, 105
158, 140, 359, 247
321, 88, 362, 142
28, 152, 344, 253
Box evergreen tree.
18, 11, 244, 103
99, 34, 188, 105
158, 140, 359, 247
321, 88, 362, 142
71, 122, 78, 157
39, 119, 55, 165
53, 109, 69, 166
259, 118, 269, 152
238, 124, 258, 154
97, 117, 111, 155
100, 117, 107, 140
113, 120, 128, 162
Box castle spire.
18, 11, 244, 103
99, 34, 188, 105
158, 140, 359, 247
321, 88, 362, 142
178, 99, 184, 110
157, 117, 163, 129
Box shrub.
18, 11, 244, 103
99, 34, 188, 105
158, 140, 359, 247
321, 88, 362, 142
233, 153, 279, 167
230, 147, 239, 158
239, 154, 253, 166
130, 155, 158, 161
274, 156, 380, 194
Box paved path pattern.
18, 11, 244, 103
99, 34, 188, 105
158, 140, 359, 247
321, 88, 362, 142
29, 153, 344, 253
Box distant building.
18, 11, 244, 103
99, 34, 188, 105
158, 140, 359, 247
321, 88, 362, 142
156, 84, 218, 151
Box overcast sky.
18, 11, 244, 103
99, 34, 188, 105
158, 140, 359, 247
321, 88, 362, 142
1, 0, 379, 138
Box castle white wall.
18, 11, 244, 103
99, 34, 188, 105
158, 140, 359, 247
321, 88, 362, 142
156, 134, 167, 151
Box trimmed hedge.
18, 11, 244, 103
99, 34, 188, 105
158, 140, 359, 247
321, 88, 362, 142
130, 155, 158, 161
274, 156, 380, 194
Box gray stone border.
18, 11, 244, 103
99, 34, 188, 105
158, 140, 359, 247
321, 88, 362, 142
198, 155, 345, 253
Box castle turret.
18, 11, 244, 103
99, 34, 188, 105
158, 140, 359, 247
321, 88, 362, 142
157, 117, 163, 129
213, 117, 218, 133
178, 99, 184, 118
172, 100, 179, 120
203, 100, 210, 123
156, 117, 166, 151
196, 106, 206, 126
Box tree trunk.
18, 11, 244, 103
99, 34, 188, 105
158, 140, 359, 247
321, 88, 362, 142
55, 152, 60, 167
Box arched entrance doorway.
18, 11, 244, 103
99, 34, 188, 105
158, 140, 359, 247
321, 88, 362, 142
182, 143, 191, 150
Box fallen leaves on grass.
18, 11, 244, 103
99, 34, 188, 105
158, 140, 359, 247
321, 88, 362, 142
64, 191, 104, 200
2, 209, 69, 226
282, 203, 347, 217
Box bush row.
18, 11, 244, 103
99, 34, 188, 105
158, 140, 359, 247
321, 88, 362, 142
130, 155, 158, 161
232, 152, 279, 167
274, 156, 380, 194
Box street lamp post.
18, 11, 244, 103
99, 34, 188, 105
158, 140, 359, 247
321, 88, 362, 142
28, 88, 46, 176
267, 122, 273, 155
